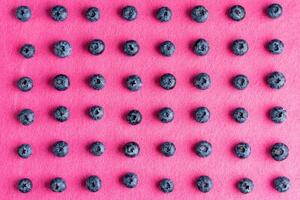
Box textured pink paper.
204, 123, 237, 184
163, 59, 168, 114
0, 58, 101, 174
0, 0, 300, 199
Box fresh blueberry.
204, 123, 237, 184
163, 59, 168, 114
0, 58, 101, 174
228, 5, 246, 21
269, 106, 287, 123
18, 178, 32, 193
193, 39, 209, 56
18, 144, 32, 159
232, 75, 249, 90
88, 39, 105, 55
194, 107, 210, 123
193, 73, 211, 90
156, 7, 172, 22
20, 44, 35, 58
159, 41, 175, 57
158, 107, 174, 123
231, 39, 248, 56
196, 176, 213, 193
195, 141, 212, 157
160, 142, 176, 157
122, 172, 138, 188
17, 77, 33, 92
52, 141, 68, 157
271, 143, 289, 161
232, 107, 248, 123
273, 176, 290, 192
18, 109, 34, 126
53, 40, 72, 58
267, 39, 284, 54
160, 73, 176, 90
53, 74, 70, 91
89, 106, 104, 120
266, 71, 286, 89
159, 178, 174, 193
53, 106, 70, 122
85, 7, 100, 22
123, 142, 140, 158
51, 5, 68, 21
126, 110, 142, 125
86, 175, 101, 192
234, 142, 251, 159
126, 75, 142, 91
191, 6, 208, 23
90, 142, 105, 156
267, 4, 283, 19
50, 177, 67, 192
16, 6, 31, 22
237, 178, 254, 194
122, 6, 137, 21
123, 40, 139, 56
89, 74, 105, 90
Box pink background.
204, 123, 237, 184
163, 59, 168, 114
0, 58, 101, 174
0, 0, 300, 199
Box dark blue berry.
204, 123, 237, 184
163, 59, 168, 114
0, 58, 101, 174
18, 178, 32, 193
53, 106, 70, 122
234, 142, 251, 159
193, 73, 211, 90
195, 141, 212, 157
271, 143, 289, 161
237, 178, 254, 194
159, 178, 174, 193
191, 6, 208, 23
126, 75, 142, 91
88, 39, 105, 55
267, 39, 284, 54
20, 44, 35, 58
17, 77, 33, 92
89, 74, 105, 90
273, 176, 290, 192
122, 173, 138, 188
50, 177, 66, 192
126, 110, 142, 125
53, 74, 70, 91
85, 7, 100, 22
53, 40, 72, 58
266, 71, 286, 89
51, 5, 68, 21
194, 107, 210, 123
193, 39, 209, 56
232, 107, 248, 123
232, 75, 249, 90
86, 175, 101, 192
196, 176, 213, 193
160, 73, 176, 90
160, 142, 176, 157
18, 144, 32, 159
90, 142, 105, 156
16, 6, 31, 22
89, 106, 104, 120
124, 142, 140, 158
18, 109, 34, 126
160, 41, 175, 57
269, 106, 287, 123
231, 39, 248, 56
123, 40, 139, 56
122, 6, 137, 21
156, 7, 172, 22
52, 141, 68, 157
267, 4, 283, 19
158, 107, 174, 123
228, 5, 246, 21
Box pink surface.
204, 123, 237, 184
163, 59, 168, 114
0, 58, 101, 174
0, 0, 300, 199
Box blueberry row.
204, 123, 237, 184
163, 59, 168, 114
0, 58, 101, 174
16, 3, 283, 23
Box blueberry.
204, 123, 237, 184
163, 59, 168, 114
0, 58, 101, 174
231, 39, 248, 56
123, 40, 139, 56
160, 73, 176, 90
90, 142, 105, 156
18, 178, 32, 193
191, 6, 208, 23
193, 73, 211, 90
53, 40, 72, 58
51, 5, 68, 21
237, 178, 254, 194
267, 4, 283, 19
232, 107, 248, 123
20, 44, 35, 58
195, 141, 212, 157
273, 176, 290, 192
234, 142, 251, 159
126, 75, 142, 91
196, 176, 213, 193
232, 75, 249, 90
158, 107, 174, 123
50, 177, 67, 192
193, 39, 209, 56
89, 74, 105, 90
194, 107, 210, 123
52, 141, 68, 157
16, 6, 31, 22
53, 74, 70, 91
85, 7, 100, 22
228, 5, 246, 21
159, 178, 174, 193
122, 6, 137, 21
156, 7, 172, 22
122, 172, 138, 188
266, 71, 286, 89
267, 39, 284, 54
89, 106, 104, 120
269, 106, 287, 123
53, 106, 70, 122
160, 142, 176, 157
123, 142, 140, 158
271, 143, 289, 161
18, 109, 34, 126
18, 144, 32, 159
88, 39, 105, 55
86, 175, 101, 192
159, 41, 175, 57
126, 110, 142, 125
17, 77, 33, 92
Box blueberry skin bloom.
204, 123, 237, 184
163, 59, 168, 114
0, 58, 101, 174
126, 75, 142, 91
228, 5, 246, 21
234, 142, 251, 159
17, 77, 33, 92
123, 40, 139, 56
160, 73, 176, 90
193, 39, 209, 56
18, 178, 32, 193
273, 176, 290, 192
16, 6, 32, 22
266, 71, 286, 89
232, 107, 248, 123
271, 143, 289, 161
52, 141, 69, 157
88, 39, 105, 55
122, 172, 138, 188
195, 141, 212, 157
89, 74, 105, 90
193, 73, 211, 90
160, 142, 176, 157
191, 5, 208, 23
90, 142, 105, 156
122, 6, 137, 21
158, 107, 174, 123
232, 75, 249, 90
53, 40, 72, 58
53, 106, 70, 122
50, 177, 67, 192
196, 176, 213, 193
85, 7, 100, 22
126, 110, 142, 125
160, 41, 175, 57
51, 5, 68, 21
89, 105, 104, 120
18, 109, 35, 126
123, 142, 140, 158
267, 39, 284, 54
267, 4, 283, 19
237, 178, 254, 194
86, 176, 102, 192
269, 106, 287, 123
18, 144, 32, 159
156, 7, 172, 22
159, 178, 174, 193
53, 74, 70, 91
194, 107, 210, 123
20, 44, 35, 58
231, 39, 248, 56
